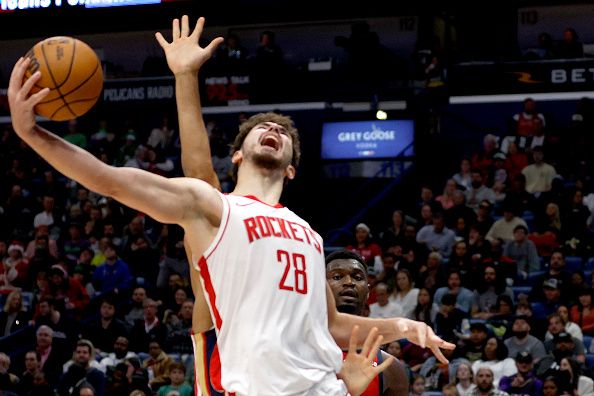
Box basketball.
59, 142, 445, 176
23, 36, 103, 121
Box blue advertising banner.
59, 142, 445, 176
321, 120, 414, 160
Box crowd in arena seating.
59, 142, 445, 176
1, 91, 594, 396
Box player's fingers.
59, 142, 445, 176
416, 325, 426, 349
20, 70, 41, 98
431, 345, 449, 364
181, 15, 190, 37
155, 32, 169, 49
348, 325, 359, 355
375, 355, 395, 373
29, 87, 50, 104
9, 57, 27, 92
172, 18, 180, 39
191, 16, 205, 40
204, 37, 225, 56
361, 327, 378, 357
368, 333, 384, 360
428, 328, 456, 350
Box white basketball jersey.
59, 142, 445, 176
193, 193, 343, 396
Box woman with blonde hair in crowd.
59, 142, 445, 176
0, 289, 30, 337
390, 269, 419, 319
436, 179, 458, 210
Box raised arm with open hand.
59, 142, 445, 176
156, 16, 224, 184
339, 326, 395, 396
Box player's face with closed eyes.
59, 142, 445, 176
326, 259, 369, 314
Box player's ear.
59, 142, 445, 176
231, 150, 243, 165
284, 164, 296, 180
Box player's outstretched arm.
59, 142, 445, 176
8, 57, 220, 227
156, 15, 224, 185
326, 283, 455, 364
339, 326, 395, 396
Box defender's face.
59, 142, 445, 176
327, 259, 369, 314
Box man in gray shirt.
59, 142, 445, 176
504, 315, 546, 363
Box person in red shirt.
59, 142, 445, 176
570, 288, 594, 336
346, 223, 383, 276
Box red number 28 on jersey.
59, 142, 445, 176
277, 249, 308, 294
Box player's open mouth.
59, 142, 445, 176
260, 134, 280, 150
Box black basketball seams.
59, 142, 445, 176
37, 59, 101, 105
40, 38, 77, 117
49, 97, 98, 120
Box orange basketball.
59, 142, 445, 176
23, 36, 103, 121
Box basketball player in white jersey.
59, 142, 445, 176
154, 15, 455, 395
9, 57, 396, 395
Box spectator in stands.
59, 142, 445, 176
0, 290, 30, 337
504, 316, 547, 363
19, 350, 42, 395
91, 242, 133, 300
253, 30, 285, 101
566, 271, 589, 307
522, 146, 557, 195
504, 141, 529, 182
560, 356, 594, 396
570, 287, 594, 336
412, 287, 438, 328
562, 189, 590, 255
416, 212, 456, 258
555, 305, 583, 342
498, 351, 543, 396
143, 340, 174, 392
505, 225, 540, 277
63, 222, 90, 264
555, 28, 584, 59
129, 298, 167, 354
417, 251, 448, 294
529, 249, 571, 303
446, 192, 478, 237
448, 241, 476, 289
3, 242, 29, 290
33, 194, 57, 230
156, 225, 190, 290
456, 322, 491, 363
489, 295, 515, 338
472, 366, 509, 396
530, 202, 561, 258
434, 269, 475, 314
435, 293, 467, 341
346, 222, 383, 274
486, 201, 528, 243
471, 337, 516, 388
165, 299, 193, 355
389, 268, 419, 319
541, 376, 562, 396
472, 265, 514, 320
43, 263, 89, 318
83, 296, 129, 356
0, 352, 19, 393
419, 203, 434, 228
510, 98, 546, 138
98, 336, 137, 374
471, 134, 499, 179
453, 158, 472, 191
31, 295, 75, 340
156, 362, 192, 396
454, 362, 476, 396
466, 169, 496, 213
34, 324, 69, 389
532, 278, 564, 323
543, 313, 586, 364
123, 286, 147, 328
215, 33, 249, 73
59, 339, 105, 396
25, 224, 59, 261
436, 179, 458, 210
380, 209, 407, 253
369, 282, 403, 318
418, 185, 438, 212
